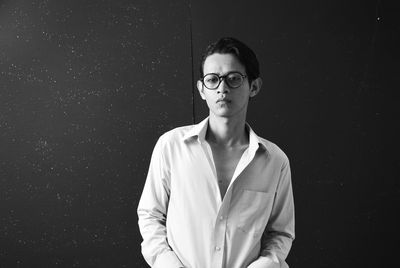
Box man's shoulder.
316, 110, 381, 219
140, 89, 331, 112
157, 124, 196, 144
258, 136, 290, 164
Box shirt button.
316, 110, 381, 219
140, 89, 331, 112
215, 246, 221, 251
219, 216, 224, 220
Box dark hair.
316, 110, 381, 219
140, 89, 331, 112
199, 37, 260, 83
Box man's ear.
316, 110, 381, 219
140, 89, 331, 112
197, 80, 206, 100
249, 77, 262, 98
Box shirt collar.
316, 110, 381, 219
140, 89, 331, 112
182, 117, 209, 143
182, 117, 269, 154
247, 122, 268, 155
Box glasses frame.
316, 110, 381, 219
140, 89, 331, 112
200, 71, 248, 90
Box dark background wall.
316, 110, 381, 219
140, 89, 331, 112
0, 0, 398, 267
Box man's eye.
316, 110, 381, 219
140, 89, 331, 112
228, 75, 240, 82
206, 76, 218, 83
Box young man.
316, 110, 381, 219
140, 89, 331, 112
137, 37, 295, 268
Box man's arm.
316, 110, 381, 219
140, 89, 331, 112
249, 158, 295, 268
137, 137, 184, 268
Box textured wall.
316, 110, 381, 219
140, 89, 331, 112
191, 0, 398, 267
1, 0, 399, 267
0, 0, 192, 267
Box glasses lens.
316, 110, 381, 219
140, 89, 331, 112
226, 73, 243, 88
203, 74, 219, 89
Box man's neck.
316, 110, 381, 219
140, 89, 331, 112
206, 114, 249, 147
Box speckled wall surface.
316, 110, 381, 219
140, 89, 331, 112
1, 0, 399, 267
1, 0, 192, 267
190, 0, 398, 267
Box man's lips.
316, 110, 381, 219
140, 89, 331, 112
217, 98, 231, 103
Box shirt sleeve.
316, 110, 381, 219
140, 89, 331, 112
258, 157, 295, 266
137, 137, 184, 268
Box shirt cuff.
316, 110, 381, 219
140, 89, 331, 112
153, 250, 184, 268
248, 255, 281, 268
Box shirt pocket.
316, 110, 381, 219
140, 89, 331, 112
237, 190, 275, 237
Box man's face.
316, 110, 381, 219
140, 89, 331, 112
197, 53, 259, 119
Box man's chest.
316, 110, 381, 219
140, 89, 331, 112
210, 145, 247, 198
168, 144, 279, 239
169, 142, 280, 200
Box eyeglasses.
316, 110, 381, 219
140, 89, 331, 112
200, 72, 247, 90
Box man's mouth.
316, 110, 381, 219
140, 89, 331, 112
217, 98, 231, 103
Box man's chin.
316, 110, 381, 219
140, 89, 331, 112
211, 109, 234, 118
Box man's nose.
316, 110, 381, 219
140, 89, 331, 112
216, 79, 230, 94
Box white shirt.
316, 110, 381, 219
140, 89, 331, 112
137, 117, 295, 268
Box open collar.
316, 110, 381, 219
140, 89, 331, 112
182, 117, 269, 155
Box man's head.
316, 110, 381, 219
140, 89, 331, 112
199, 37, 260, 84
197, 37, 262, 119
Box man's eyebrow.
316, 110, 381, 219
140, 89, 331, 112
204, 71, 242, 76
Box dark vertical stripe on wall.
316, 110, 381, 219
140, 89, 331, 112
188, 1, 196, 124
